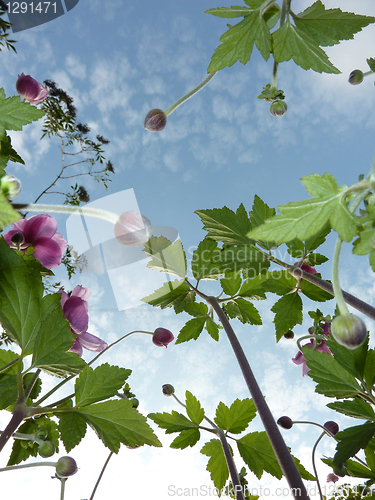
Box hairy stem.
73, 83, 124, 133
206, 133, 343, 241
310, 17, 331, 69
89, 451, 113, 500
0, 401, 29, 453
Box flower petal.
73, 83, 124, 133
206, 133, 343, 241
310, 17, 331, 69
23, 214, 58, 241
68, 338, 83, 357
62, 295, 89, 335
33, 237, 65, 268
77, 332, 108, 353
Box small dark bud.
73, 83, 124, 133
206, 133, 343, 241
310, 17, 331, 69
55, 456, 78, 478
348, 70, 364, 85
277, 416, 293, 429
144, 108, 167, 132
324, 421, 339, 436
11, 231, 24, 247
269, 100, 287, 117
284, 330, 294, 339
331, 314, 367, 349
130, 397, 139, 408
38, 440, 56, 458
162, 384, 175, 396
308, 326, 315, 335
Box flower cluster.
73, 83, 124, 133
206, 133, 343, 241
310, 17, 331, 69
292, 323, 331, 376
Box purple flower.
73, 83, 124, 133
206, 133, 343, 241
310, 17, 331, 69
292, 323, 332, 376
114, 210, 152, 247
294, 262, 317, 277
59, 285, 108, 357
152, 327, 174, 348
3, 214, 67, 269
16, 73, 49, 104
326, 473, 339, 483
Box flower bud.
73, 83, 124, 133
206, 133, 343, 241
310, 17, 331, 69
283, 330, 294, 339
277, 416, 293, 429
333, 462, 347, 477
324, 421, 339, 436
348, 70, 364, 85
326, 473, 339, 483
55, 456, 78, 478
162, 384, 175, 396
16, 73, 49, 104
269, 100, 287, 117
152, 327, 174, 348
10, 231, 25, 247
331, 314, 367, 349
130, 397, 139, 408
38, 440, 56, 458
144, 108, 167, 132
1, 174, 22, 199
114, 210, 152, 247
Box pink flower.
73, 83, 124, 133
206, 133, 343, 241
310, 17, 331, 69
292, 323, 332, 376
3, 214, 67, 269
294, 262, 317, 277
152, 328, 174, 348
114, 211, 152, 247
16, 73, 49, 104
59, 285, 108, 357
327, 473, 339, 483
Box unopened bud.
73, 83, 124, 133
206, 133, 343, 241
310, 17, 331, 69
331, 314, 367, 349
1, 174, 22, 199
55, 456, 78, 478
162, 384, 175, 396
277, 416, 293, 429
348, 70, 364, 85
38, 440, 56, 458
324, 421, 339, 436
144, 108, 167, 132
269, 100, 287, 117
284, 330, 294, 339
10, 231, 24, 247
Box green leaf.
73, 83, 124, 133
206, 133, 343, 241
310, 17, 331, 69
31, 294, 86, 377
293, 1, 375, 47
0, 88, 45, 133
141, 280, 192, 309
214, 398, 257, 434
191, 239, 223, 280
176, 317, 207, 344
205, 317, 220, 341
75, 364, 131, 407
205, 5, 253, 19
196, 205, 252, 246
143, 236, 187, 278
301, 172, 339, 197
272, 20, 340, 73
77, 399, 161, 452
263, 270, 297, 295
327, 400, 375, 421
249, 195, 277, 250
207, 11, 271, 72
303, 348, 362, 398
333, 423, 375, 467
220, 271, 242, 296
353, 225, 375, 256
365, 447, 375, 474
170, 429, 201, 449
237, 431, 282, 479
271, 293, 303, 341
238, 273, 267, 299
0, 238, 43, 353
322, 457, 375, 480
365, 350, 375, 389
326, 334, 368, 381
185, 391, 205, 425
148, 410, 198, 433
367, 58, 375, 73
213, 245, 270, 275
201, 438, 230, 492
226, 298, 262, 325
300, 280, 333, 302
0, 372, 18, 409
304, 253, 329, 266
293, 455, 316, 481
183, 302, 208, 317
58, 412, 87, 452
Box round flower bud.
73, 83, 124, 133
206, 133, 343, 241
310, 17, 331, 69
130, 397, 139, 408
152, 327, 174, 348
1, 174, 22, 199
55, 456, 78, 478
324, 421, 339, 436
331, 314, 367, 349
162, 384, 175, 396
308, 326, 315, 335
284, 330, 294, 339
269, 100, 287, 117
333, 462, 347, 477
144, 108, 167, 132
114, 211, 152, 247
348, 70, 364, 85
38, 440, 56, 458
277, 416, 293, 429
10, 231, 25, 247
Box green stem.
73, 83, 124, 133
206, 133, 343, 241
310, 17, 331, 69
311, 433, 325, 500
0, 430, 43, 445
89, 451, 113, 500
296, 334, 327, 353
0, 460, 56, 472
0, 357, 19, 374
205, 296, 310, 500
165, 71, 217, 117
60, 478, 66, 500
24, 369, 41, 401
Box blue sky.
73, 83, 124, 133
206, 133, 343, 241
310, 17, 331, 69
1, 1, 375, 499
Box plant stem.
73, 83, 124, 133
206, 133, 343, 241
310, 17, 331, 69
0, 357, 19, 374
311, 433, 324, 500
0, 400, 29, 453
165, 71, 217, 117
0, 461, 56, 472
60, 478, 66, 500
89, 451, 113, 500
206, 296, 310, 500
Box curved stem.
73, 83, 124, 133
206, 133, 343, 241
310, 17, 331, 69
89, 450, 113, 500
0, 460, 56, 472
206, 296, 310, 500
165, 71, 217, 117
296, 334, 327, 353
311, 433, 325, 500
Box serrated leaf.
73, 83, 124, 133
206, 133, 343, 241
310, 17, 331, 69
75, 364, 131, 407
143, 236, 187, 278
205, 5, 253, 19
294, 1, 375, 47
353, 226, 375, 256
264, 270, 297, 295
365, 447, 375, 474
326, 334, 368, 381
176, 317, 207, 344
303, 348, 362, 398
301, 172, 339, 197
214, 245, 270, 275
0, 88, 45, 133
196, 205, 252, 246
304, 253, 329, 266
322, 457, 375, 480
170, 429, 201, 449
141, 280, 192, 309
367, 58, 375, 73
77, 399, 161, 452
58, 412, 87, 452
220, 271, 242, 296
201, 438, 230, 492
191, 239, 223, 280
238, 273, 267, 299
272, 20, 340, 73
148, 410, 198, 433
184, 302, 208, 317
271, 293, 303, 341
205, 317, 220, 341
250, 194, 276, 228
185, 391, 205, 425
214, 398, 256, 434
226, 298, 261, 325
237, 431, 282, 479
327, 400, 375, 421
365, 350, 375, 389
333, 423, 375, 467
300, 279, 333, 302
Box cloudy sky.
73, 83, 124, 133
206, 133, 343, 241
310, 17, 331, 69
1, 0, 375, 499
